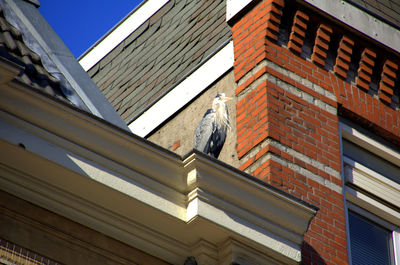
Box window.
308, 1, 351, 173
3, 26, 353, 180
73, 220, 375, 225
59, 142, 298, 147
341, 121, 400, 265
348, 207, 396, 265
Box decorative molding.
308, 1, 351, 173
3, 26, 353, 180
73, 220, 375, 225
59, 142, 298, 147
218, 239, 281, 265
0, 79, 317, 264
227, 0, 400, 54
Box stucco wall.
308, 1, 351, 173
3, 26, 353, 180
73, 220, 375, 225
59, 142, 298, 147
148, 70, 240, 168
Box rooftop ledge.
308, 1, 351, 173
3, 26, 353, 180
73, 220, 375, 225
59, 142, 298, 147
0, 65, 317, 265
227, 0, 400, 54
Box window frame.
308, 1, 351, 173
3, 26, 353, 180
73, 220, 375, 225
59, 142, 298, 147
340, 121, 400, 265
347, 202, 399, 265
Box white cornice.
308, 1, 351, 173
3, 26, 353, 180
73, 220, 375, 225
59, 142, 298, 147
79, 0, 168, 71
0, 79, 317, 264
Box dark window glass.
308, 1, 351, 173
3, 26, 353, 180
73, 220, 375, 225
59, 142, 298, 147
348, 210, 395, 265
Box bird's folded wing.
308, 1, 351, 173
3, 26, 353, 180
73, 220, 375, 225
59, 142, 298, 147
194, 109, 216, 153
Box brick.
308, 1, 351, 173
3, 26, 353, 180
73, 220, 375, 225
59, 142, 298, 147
361, 53, 375, 67
172, 140, 180, 151
338, 51, 351, 64
319, 24, 333, 34
358, 62, 373, 75
380, 83, 394, 96
265, 2, 283, 16
381, 74, 395, 87
338, 39, 353, 55
288, 41, 302, 54
266, 28, 279, 41
334, 65, 347, 79
364, 48, 376, 58
314, 46, 327, 58
379, 93, 392, 104
317, 30, 331, 43
289, 32, 304, 46
315, 37, 329, 51
292, 25, 306, 37
296, 10, 309, 21
385, 59, 398, 70
311, 53, 326, 67
358, 70, 371, 83
293, 17, 307, 30
341, 35, 354, 46
383, 63, 398, 79
336, 58, 350, 71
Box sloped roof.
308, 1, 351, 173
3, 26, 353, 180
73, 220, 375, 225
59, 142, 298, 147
88, 0, 231, 123
0, 6, 68, 103
346, 0, 400, 27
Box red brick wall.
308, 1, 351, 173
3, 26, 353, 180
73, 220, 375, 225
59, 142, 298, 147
231, 0, 400, 264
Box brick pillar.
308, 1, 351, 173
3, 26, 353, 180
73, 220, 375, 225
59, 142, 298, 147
232, 1, 348, 264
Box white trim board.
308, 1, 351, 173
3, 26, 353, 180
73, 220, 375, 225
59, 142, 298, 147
79, 0, 168, 71
340, 122, 400, 168
226, 0, 253, 22
129, 41, 234, 137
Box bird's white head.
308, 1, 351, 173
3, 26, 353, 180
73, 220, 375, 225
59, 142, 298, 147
214, 93, 232, 104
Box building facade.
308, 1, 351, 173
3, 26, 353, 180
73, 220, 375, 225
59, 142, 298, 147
81, 0, 400, 264
1, 0, 400, 264
1, 0, 317, 265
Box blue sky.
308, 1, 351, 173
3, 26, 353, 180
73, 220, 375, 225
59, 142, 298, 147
39, 0, 143, 58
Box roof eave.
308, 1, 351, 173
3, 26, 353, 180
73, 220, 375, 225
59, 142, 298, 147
0, 65, 317, 264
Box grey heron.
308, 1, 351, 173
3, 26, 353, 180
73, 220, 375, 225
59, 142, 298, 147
194, 93, 232, 158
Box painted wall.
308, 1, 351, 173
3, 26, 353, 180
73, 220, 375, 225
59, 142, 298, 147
148, 71, 240, 168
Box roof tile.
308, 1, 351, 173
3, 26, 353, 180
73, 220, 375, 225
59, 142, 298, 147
90, 0, 231, 123
0, 7, 70, 103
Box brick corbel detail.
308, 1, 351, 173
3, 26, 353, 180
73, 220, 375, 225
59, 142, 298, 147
356, 48, 376, 91
379, 59, 398, 104
311, 24, 332, 67
288, 10, 309, 54
334, 35, 354, 79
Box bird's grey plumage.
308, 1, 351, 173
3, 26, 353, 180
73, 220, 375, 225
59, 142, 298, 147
194, 93, 231, 158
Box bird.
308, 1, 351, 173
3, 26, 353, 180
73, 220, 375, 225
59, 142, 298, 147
194, 93, 232, 158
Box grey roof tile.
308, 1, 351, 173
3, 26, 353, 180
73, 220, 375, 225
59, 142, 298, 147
90, 0, 231, 123
0, 7, 69, 103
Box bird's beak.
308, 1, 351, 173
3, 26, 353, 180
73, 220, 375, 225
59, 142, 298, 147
223, 97, 233, 102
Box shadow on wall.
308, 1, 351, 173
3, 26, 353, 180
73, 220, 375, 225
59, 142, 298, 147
301, 241, 327, 265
